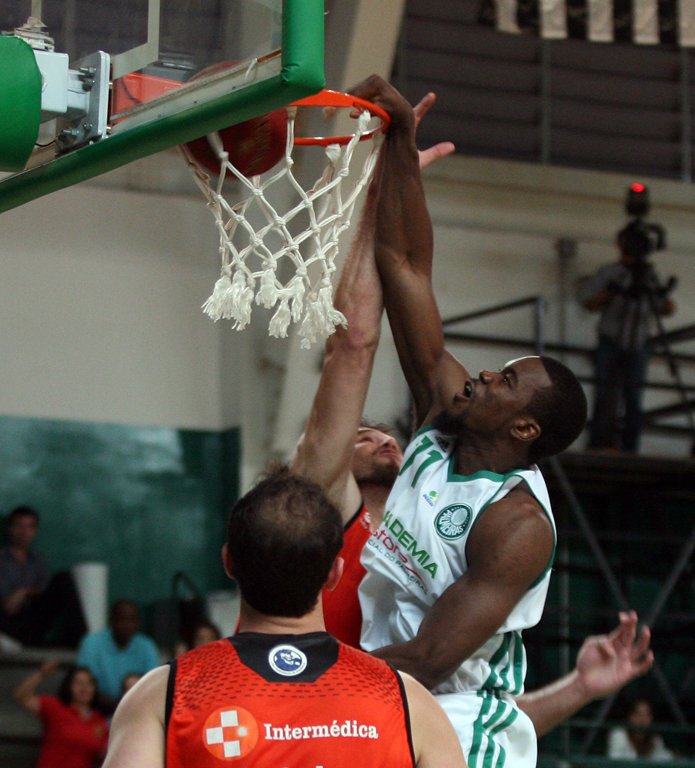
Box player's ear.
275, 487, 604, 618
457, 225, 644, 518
221, 543, 235, 578
511, 415, 540, 443
324, 556, 344, 592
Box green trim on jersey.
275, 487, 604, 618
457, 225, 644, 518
481, 632, 525, 695
415, 423, 436, 438
469, 690, 519, 768
473, 472, 556, 589
447, 455, 511, 483
485, 706, 519, 767
512, 631, 526, 690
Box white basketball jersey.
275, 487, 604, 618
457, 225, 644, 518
359, 425, 555, 697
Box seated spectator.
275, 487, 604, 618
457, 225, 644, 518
77, 598, 160, 714
13, 660, 108, 768
191, 619, 221, 647
607, 697, 674, 761
0, 506, 87, 647
174, 619, 222, 656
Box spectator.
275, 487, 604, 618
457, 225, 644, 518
175, 619, 222, 656
77, 598, 160, 714
607, 697, 675, 761
13, 660, 108, 768
577, 227, 676, 453
191, 620, 221, 647
0, 506, 87, 647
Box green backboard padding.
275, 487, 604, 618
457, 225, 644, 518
0, 0, 325, 212
0, 36, 42, 172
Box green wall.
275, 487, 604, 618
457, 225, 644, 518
0, 415, 239, 607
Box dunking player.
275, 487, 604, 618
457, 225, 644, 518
303, 75, 651, 761
103, 469, 466, 768
292, 74, 653, 759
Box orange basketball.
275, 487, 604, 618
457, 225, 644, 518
184, 108, 288, 177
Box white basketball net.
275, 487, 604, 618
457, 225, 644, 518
181, 108, 383, 348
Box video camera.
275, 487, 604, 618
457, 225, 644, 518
615, 183, 676, 299
618, 183, 667, 260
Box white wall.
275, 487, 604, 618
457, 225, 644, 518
3, 143, 695, 483
0, 173, 244, 431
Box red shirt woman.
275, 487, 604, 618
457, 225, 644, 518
14, 661, 108, 768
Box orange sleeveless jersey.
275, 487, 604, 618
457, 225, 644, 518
322, 504, 371, 648
166, 632, 415, 768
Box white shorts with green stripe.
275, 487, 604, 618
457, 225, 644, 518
436, 689, 536, 768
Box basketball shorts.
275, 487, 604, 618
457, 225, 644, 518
436, 689, 537, 768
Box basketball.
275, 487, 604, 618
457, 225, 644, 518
184, 108, 288, 177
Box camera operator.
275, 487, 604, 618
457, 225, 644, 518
578, 222, 676, 454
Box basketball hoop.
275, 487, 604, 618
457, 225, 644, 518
181, 89, 389, 348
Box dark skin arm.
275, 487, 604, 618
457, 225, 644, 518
371, 487, 554, 688
350, 75, 457, 427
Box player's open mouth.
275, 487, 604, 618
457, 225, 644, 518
463, 380, 474, 398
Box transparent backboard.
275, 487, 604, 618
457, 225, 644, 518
0, 0, 324, 212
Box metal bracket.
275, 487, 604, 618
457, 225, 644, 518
55, 51, 110, 153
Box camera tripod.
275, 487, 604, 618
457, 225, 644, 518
616, 259, 695, 452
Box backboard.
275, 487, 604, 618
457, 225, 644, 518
0, 0, 324, 212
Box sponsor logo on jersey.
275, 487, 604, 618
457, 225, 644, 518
268, 644, 307, 676
204, 705, 259, 760
264, 719, 380, 741
203, 708, 381, 760
434, 504, 472, 540
372, 510, 439, 587
422, 489, 438, 507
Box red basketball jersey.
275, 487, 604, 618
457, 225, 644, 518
322, 504, 371, 647
165, 633, 415, 768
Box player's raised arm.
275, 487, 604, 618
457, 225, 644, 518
290, 159, 382, 522
350, 75, 459, 427
517, 611, 654, 737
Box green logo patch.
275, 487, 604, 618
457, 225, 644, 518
434, 504, 472, 540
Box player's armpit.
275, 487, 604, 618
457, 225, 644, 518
102, 665, 168, 768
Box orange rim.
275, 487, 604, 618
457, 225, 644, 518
290, 89, 390, 146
